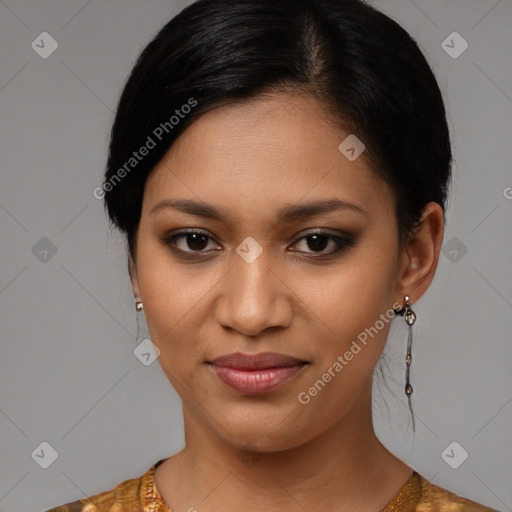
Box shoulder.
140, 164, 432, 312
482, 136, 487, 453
43, 465, 149, 512
412, 473, 501, 512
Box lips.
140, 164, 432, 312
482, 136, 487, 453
210, 352, 306, 370
207, 352, 308, 394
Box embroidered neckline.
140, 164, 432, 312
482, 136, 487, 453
140, 459, 173, 511
140, 459, 419, 512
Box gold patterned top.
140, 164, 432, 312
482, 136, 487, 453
45, 458, 500, 512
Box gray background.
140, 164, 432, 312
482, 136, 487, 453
0, 0, 511, 511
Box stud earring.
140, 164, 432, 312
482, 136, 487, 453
395, 295, 416, 432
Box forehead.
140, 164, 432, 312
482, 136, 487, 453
143, 92, 394, 225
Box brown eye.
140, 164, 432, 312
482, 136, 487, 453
163, 229, 356, 260
164, 230, 219, 254
304, 234, 331, 252
291, 232, 356, 256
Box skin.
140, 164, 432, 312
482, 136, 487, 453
129, 91, 444, 512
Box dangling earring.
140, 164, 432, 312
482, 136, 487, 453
134, 298, 150, 345
395, 295, 416, 432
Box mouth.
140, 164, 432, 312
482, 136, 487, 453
206, 352, 309, 395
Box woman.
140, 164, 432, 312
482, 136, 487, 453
46, 0, 500, 510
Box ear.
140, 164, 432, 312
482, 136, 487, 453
128, 255, 142, 299
395, 201, 445, 305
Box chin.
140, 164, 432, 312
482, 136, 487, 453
207, 403, 321, 452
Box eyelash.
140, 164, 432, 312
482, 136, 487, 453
162, 229, 356, 259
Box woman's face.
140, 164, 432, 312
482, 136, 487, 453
130, 91, 409, 451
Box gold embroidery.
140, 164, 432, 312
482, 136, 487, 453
45, 462, 499, 512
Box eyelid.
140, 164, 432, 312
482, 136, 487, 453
164, 227, 353, 241
294, 227, 352, 239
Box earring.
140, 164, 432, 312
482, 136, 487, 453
134, 298, 150, 345
395, 295, 416, 432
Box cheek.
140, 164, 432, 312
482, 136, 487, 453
134, 241, 210, 366
305, 246, 398, 339
295, 244, 398, 404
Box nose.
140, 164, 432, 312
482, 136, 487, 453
214, 246, 293, 337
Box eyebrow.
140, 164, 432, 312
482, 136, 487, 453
149, 197, 367, 222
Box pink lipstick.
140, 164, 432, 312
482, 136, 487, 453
208, 352, 307, 394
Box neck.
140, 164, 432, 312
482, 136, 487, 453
155, 389, 412, 512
